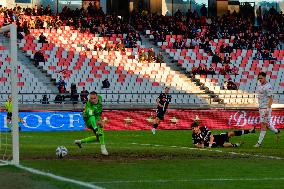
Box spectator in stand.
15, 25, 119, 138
116, 41, 125, 52
231, 66, 239, 75
29, 18, 35, 29
197, 65, 208, 75
105, 41, 112, 51
212, 52, 222, 64
223, 62, 231, 74
173, 39, 183, 49
192, 66, 198, 75
102, 78, 110, 89
227, 78, 237, 90
223, 81, 228, 90
139, 49, 147, 63
55, 77, 66, 104
148, 48, 156, 62
38, 5, 44, 16
44, 5, 52, 16
80, 86, 89, 104
200, 4, 207, 17
208, 65, 216, 75
254, 50, 263, 60
33, 5, 38, 15
220, 44, 225, 53
269, 6, 277, 15
38, 32, 47, 43
33, 50, 45, 66
41, 94, 49, 104
156, 52, 164, 67
256, 6, 262, 26
70, 83, 79, 104
203, 40, 211, 53
56, 76, 66, 94
87, 2, 95, 16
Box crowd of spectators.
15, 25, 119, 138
223, 78, 238, 90
1, 3, 283, 97
131, 6, 283, 54
130, 6, 283, 79
137, 48, 165, 64
0, 3, 141, 49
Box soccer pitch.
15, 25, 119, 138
1, 130, 284, 189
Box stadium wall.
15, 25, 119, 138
1, 0, 33, 8
1, 0, 107, 14
1, 109, 284, 131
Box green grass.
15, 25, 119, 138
1, 130, 284, 189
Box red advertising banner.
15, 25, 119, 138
102, 109, 284, 130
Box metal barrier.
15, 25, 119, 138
0, 92, 283, 105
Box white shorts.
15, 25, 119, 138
259, 108, 271, 124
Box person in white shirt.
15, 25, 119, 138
254, 72, 280, 147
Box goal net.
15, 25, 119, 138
0, 24, 20, 165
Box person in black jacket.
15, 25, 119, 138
102, 78, 110, 89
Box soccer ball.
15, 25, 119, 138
56, 146, 68, 158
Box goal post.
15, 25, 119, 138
0, 23, 19, 165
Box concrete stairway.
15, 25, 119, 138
140, 34, 215, 104
0, 34, 58, 94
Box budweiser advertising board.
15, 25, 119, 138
101, 109, 284, 130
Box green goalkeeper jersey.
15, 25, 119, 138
83, 95, 103, 121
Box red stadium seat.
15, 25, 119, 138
86, 78, 94, 82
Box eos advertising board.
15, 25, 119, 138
0, 112, 85, 131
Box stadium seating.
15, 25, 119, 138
18, 29, 208, 104
2, 10, 283, 105
0, 44, 53, 103
156, 36, 284, 104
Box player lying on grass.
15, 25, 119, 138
74, 91, 108, 155
191, 116, 255, 148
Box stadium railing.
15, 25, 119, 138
1, 92, 284, 105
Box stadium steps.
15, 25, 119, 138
0, 34, 57, 94
18, 52, 58, 93
140, 34, 214, 103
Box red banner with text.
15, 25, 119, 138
102, 109, 284, 130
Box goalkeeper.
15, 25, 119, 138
74, 91, 108, 155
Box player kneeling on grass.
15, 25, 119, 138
191, 117, 255, 148
74, 91, 108, 155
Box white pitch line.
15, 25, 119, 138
0, 160, 9, 166
15, 164, 105, 189
130, 142, 284, 160
91, 177, 284, 184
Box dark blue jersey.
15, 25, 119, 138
192, 126, 211, 146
